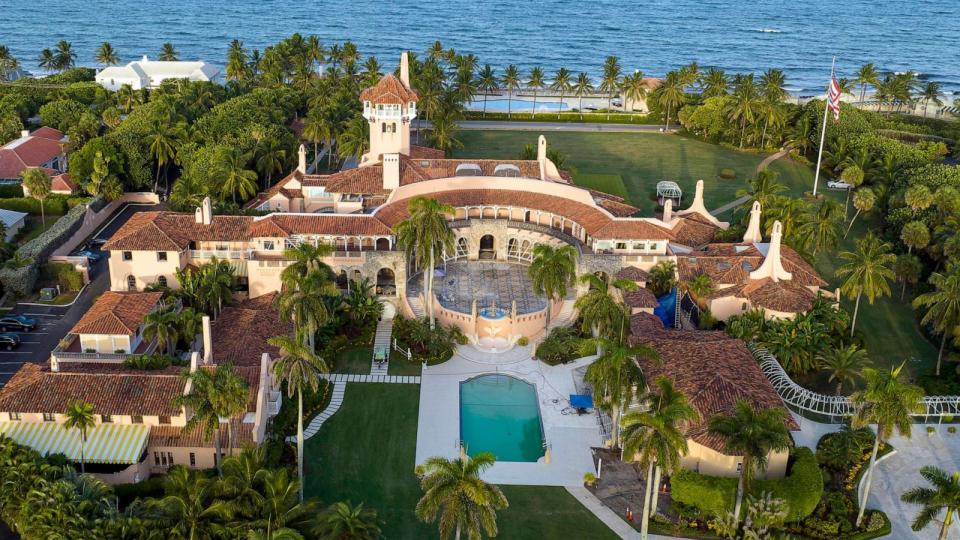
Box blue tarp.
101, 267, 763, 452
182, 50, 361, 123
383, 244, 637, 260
570, 394, 594, 409
654, 287, 677, 328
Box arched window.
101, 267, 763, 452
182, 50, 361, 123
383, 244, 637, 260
376, 268, 396, 296
507, 238, 519, 259
157, 276, 168, 288
127, 275, 136, 291
455, 237, 468, 259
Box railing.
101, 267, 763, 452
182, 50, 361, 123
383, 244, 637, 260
52, 337, 158, 364
447, 218, 586, 254
188, 249, 249, 260
752, 344, 960, 420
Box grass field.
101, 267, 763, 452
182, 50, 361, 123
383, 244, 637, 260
330, 347, 372, 374
454, 130, 814, 214
304, 384, 617, 539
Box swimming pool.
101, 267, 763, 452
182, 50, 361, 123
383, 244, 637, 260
460, 374, 544, 462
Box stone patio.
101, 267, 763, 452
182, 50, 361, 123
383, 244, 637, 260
408, 261, 547, 315
589, 448, 672, 532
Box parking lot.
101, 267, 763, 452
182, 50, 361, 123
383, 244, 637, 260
0, 202, 161, 388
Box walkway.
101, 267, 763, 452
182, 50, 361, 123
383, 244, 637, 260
709, 147, 790, 216
288, 381, 346, 442
370, 317, 394, 376
566, 486, 676, 540
322, 373, 421, 384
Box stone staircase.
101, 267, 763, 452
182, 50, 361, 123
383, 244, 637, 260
546, 300, 576, 330
406, 295, 426, 319
370, 316, 394, 376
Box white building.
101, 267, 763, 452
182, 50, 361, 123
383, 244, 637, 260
95, 56, 220, 91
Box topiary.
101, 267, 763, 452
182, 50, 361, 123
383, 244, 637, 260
516, 336, 529, 346
719, 168, 737, 180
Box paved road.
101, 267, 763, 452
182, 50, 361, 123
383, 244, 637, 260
416, 120, 676, 133
0, 203, 160, 388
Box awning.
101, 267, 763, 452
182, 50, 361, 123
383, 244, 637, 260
0, 422, 150, 464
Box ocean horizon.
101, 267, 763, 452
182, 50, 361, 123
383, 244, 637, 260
3, 0, 959, 96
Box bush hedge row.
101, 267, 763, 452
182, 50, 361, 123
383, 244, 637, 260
0, 195, 90, 216
670, 447, 823, 522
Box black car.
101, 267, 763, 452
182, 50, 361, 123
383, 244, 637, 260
0, 315, 35, 332
0, 333, 20, 350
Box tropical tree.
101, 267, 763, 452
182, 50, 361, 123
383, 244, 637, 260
621, 376, 698, 539
658, 70, 686, 130
254, 467, 315, 535
21, 168, 52, 228
528, 244, 578, 325
798, 198, 842, 256
599, 55, 622, 120
63, 400, 96, 474
573, 72, 594, 120
844, 187, 876, 238
475, 65, 498, 118
215, 148, 257, 204
818, 344, 870, 395
901, 466, 960, 540
646, 260, 677, 297
702, 68, 729, 99
427, 111, 463, 157
526, 66, 545, 119
159, 43, 179, 61
839, 165, 865, 219
855, 63, 880, 104
226, 39, 249, 83
153, 465, 232, 538
143, 306, 181, 355
728, 75, 761, 148
893, 253, 923, 301
280, 241, 334, 287
901, 220, 930, 255
905, 184, 935, 211
268, 333, 327, 501
852, 364, 925, 526
313, 501, 381, 540
337, 116, 370, 162
836, 233, 895, 336
53, 40, 76, 71
415, 453, 508, 540
146, 117, 183, 193
575, 272, 636, 339
255, 137, 288, 188
500, 64, 521, 119
394, 197, 455, 328
913, 265, 960, 376
86, 150, 123, 200
550, 67, 573, 119
737, 170, 787, 219
276, 269, 337, 350
920, 81, 944, 117
685, 273, 715, 306
95, 42, 119, 67
708, 400, 791, 525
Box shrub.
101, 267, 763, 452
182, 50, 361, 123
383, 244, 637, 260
113, 476, 166, 508
0, 185, 23, 198
392, 316, 459, 364
670, 469, 737, 517
927, 426, 936, 433
0, 196, 68, 216
949, 426, 957, 434
754, 447, 823, 521
719, 168, 737, 179
516, 336, 529, 346
583, 472, 596, 486
122, 354, 182, 370
43, 262, 83, 291
534, 326, 582, 365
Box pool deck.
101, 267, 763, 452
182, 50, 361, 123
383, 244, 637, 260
415, 344, 602, 486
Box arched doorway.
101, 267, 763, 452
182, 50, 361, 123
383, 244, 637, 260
479, 235, 495, 260
375, 238, 390, 250
336, 270, 348, 290
376, 268, 396, 296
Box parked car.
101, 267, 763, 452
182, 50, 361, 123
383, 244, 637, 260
75, 249, 103, 262
827, 180, 853, 190
0, 315, 35, 332
0, 333, 20, 350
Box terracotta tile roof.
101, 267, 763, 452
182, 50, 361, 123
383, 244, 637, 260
212, 293, 294, 367
359, 74, 419, 104
149, 420, 253, 449
671, 214, 720, 247
409, 145, 446, 159
677, 243, 826, 288
630, 311, 666, 335
0, 130, 64, 177
323, 164, 392, 195
70, 291, 163, 335
50, 173, 77, 193
591, 219, 675, 241
246, 214, 393, 238
0, 363, 184, 416
30, 126, 65, 141
630, 326, 796, 453
742, 278, 819, 313
595, 197, 639, 217
617, 266, 649, 281
103, 212, 254, 251
623, 288, 658, 309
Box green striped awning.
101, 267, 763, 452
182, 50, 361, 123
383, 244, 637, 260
0, 422, 150, 464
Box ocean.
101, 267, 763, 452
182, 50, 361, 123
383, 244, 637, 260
2, 0, 959, 96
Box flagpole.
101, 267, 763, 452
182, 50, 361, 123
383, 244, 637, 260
812, 56, 836, 197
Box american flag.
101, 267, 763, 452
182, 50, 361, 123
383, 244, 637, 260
827, 74, 841, 121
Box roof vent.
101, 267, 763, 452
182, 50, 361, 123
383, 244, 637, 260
741, 261, 754, 271
493, 164, 521, 177
455, 163, 482, 176
420, 160, 430, 167
717, 261, 731, 270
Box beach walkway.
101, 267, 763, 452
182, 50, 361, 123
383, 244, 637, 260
418, 120, 675, 133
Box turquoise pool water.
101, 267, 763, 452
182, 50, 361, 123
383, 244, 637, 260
460, 374, 544, 462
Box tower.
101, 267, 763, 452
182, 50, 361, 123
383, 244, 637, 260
360, 52, 418, 161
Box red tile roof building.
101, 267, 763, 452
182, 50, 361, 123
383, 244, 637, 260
0, 127, 67, 181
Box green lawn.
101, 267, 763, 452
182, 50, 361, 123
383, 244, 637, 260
388, 351, 422, 376
330, 347, 372, 374
454, 131, 814, 214
15, 214, 63, 245
304, 384, 617, 539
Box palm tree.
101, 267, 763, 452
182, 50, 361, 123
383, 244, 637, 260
173, 365, 247, 478
313, 501, 381, 540
95, 42, 119, 67
415, 453, 508, 540
737, 170, 787, 217
798, 198, 842, 256
53, 40, 76, 71
893, 253, 923, 301
280, 241, 334, 287
255, 137, 288, 188
702, 68, 729, 98
361, 56, 382, 88
501, 64, 521, 119
427, 111, 463, 157
254, 468, 315, 535
905, 185, 934, 211
920, 82, 944, 117
901, 466, 960, 540
575, 272, 635, 339
818, 344, 870, 395
63, 400, 96, 474
154, 465, 232, 539
836, 233, 895, 336
226, 40, 249, 83
526, 66, 546, 119
159, 43, 179, 61
268, 333, 327, 502
573, 72, 594, 120
855, 63, 880, 104
844, 187, 876, 238
839, 165, 865, 219
528, 244, 578, 325
216, 148, 258, 204
852, 364, 925, 526
21, 168, 51, 229
913, 265, 960, 376
728, 75, 761, 148
621, 377, 698, 540
550, 67, 573, 119
143, 306, 181, 355
621, 71, 649, 116
476, 65, 498, 118
38, 48, 55, 72
275, 270, 337, 350
708, 400, 791, 525
394, 197, 455, 329
600, 55, 622, 120
647, 260, 677, 297
146, 117, 182, 193
901, 221, 931, 255
657, 71, 686, 130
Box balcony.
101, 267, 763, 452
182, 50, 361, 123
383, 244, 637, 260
188, 249, 249, 260
51, 334, 157, 365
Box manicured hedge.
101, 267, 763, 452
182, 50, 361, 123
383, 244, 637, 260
113, 476, 165, 507
754, 447, 823, 521
670, 468, 737, 517
0, 185, 23, 198
0, 197, 68, 216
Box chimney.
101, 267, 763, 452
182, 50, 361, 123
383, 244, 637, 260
202, 315, 213, 364
20, 129, 29, 138
662, 198, 673, 223
750, 220, 793, 282
297, 144, 307, 174
743, 201, 763, 243
200, 196, 212, 225
400, 52, 410, 88
537, 135, 547, 179
383, 153, 401, 190
142, 54, 149, 63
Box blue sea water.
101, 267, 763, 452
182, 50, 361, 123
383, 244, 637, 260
1, 0, 958, 95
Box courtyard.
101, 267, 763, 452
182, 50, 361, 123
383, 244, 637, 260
408, 261, 547, 315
